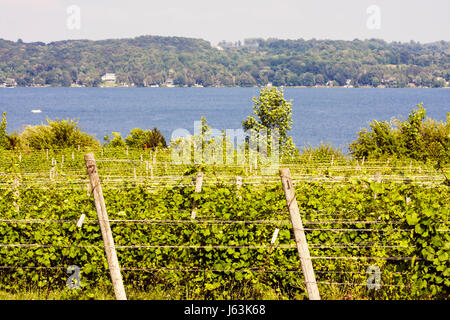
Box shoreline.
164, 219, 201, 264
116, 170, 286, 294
0, 86, 448, 89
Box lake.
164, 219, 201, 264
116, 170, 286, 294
0, 87, 448, 152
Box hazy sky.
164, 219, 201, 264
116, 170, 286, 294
1, 0, 449, 44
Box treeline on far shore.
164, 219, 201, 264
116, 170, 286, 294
0, 36, 449, 88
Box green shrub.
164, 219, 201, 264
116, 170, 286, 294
125, 127, 167, 150
104, 132, 127, 148
19, 118, 99, 150
300, 142, 345, 162
349, 104, 450, 165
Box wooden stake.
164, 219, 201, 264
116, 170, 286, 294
236, 176, 242, 190
133, 167, 137, 180
46, 149, 49, 160
84, 153, 127, 300
13, 176, 20, 213
72, 151, 75, 161
330, 155, 334, 166
373, 171, 382, 199
191, 171, 204, 219
279, 168, 320, 300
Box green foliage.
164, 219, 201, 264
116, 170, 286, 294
125, 128, 167, 150
0, 112, 7, 149
349, 104, 450, 165
0, 176, 447, 299
104, 132, 126, 148
19, 118, 99, 150
5, 132, 20, 150
0, 37, 448, 88
301, 142, 345, 162
243, 87, 298, 157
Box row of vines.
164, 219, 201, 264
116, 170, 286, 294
0, 174, 448, 299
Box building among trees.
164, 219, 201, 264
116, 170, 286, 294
101, 73, 116, 84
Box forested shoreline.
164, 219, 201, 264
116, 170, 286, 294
0, 36, 449, 88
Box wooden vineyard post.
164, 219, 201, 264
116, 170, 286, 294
50, 167, 56, 180
84, 153, 127, 300
236, 176, 242, 190
191, 171, 204, 219
279, 168, 321, 300
13, 176, 20, 213
373, 171, 382, 199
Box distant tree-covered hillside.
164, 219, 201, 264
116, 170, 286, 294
0, 35, 448, 88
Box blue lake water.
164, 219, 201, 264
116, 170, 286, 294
0, 87, 449, 152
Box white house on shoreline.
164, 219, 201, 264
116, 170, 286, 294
101, 73, 116, 84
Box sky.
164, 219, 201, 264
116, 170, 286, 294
0, 0, 449, 44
